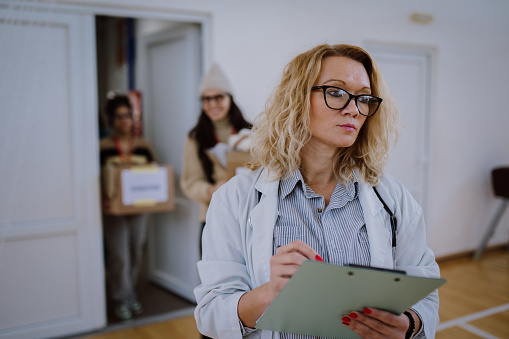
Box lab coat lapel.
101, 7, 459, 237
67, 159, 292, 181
358, 181, 392, 268
249, 170, 279, 286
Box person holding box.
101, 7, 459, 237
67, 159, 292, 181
194, 44, 440, 338
100, 92, 156, 321
181, 64, 252, 250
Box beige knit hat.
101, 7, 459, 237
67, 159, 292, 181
199, 63, 233, 95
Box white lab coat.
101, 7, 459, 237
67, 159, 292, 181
194, 167, 440, 339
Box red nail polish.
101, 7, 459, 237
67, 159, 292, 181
349, 312, 358, 319
342, 322, 350, 326
342, 316, 350, 322
315, 254, 324, 262
363, 308, 372, 315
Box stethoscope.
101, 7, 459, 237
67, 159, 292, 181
373, 187, 398, 270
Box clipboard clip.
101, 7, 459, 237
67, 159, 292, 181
347, 264, 406, 275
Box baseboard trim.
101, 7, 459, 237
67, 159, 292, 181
436, 243, 509, 263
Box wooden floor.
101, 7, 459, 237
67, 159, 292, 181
435, 249, 509, 339
80, 249, 509, 339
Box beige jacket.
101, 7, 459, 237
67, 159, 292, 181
180, 119, 232, 221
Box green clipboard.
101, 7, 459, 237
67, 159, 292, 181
255, 261, 446, 338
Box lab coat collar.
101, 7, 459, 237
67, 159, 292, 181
250, 168, 280, 284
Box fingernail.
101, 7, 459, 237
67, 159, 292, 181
315, 254, 324, 262
363, 308, 372, 314
342, 316, 350, 322
349, 312, 358, 319
342, 322, 350, 326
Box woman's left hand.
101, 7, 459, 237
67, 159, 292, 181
342, 308, 415, 339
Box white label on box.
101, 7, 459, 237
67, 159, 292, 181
121, 167, 168, 206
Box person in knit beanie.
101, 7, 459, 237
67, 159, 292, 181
180, 63, 251, 252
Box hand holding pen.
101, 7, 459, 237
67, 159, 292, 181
267, 240, 324, 300
238, 240, 323, 328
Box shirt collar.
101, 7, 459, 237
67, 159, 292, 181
280, 169, 359, 202
279, 170, 305, 199
327, 180, 359, 210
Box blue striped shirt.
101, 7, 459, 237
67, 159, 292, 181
273, 170, 370, 339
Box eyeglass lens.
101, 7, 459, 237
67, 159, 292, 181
201, 94, 226, 104
323, 87, 381, 116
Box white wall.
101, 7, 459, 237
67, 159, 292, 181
52, 0, 509, 256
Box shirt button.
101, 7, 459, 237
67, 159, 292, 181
318, 207, 323, 213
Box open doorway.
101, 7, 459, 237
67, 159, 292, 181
95, 15, 201, 327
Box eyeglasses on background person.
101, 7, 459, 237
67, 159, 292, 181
114, 112, 133, 120
312, 85, 383, 117
201, 93, 227, 105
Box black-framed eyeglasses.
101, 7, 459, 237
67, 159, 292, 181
311, 86, 383, 117
201, 93, 227, 104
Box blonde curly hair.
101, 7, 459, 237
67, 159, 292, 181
248, 44, 399, 186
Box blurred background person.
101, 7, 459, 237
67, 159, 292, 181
180, 64, 252, 253
100, 91, 156, 321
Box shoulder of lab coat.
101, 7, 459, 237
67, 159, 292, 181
194, 167, 280, 338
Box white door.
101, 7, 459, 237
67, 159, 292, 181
139, 24, 202, 302
0, 7, 105, 339
365, 43, 433, 218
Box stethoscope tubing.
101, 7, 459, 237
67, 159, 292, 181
373, 187, 397, 270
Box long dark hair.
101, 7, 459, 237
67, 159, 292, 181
189, 96, 252, 183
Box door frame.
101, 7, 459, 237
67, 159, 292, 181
138, 24, 203, 302
364, 41, 435, 222
78, 0, 210, 312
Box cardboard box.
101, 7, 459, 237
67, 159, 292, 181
102, 164, 175, 216
226, 151, 252, 179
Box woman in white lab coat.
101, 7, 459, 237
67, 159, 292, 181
194, 44, 440, 339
